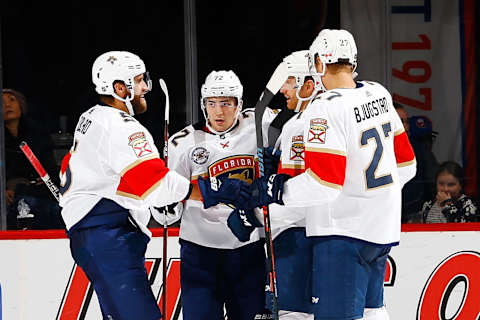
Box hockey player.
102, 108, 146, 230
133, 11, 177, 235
270, 50, 316, 320
228, 51, 316, 319
167, 70, 273, 320
243, 30, 417, 320
58, 52, 245, 320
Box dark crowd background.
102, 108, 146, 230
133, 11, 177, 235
5, 1, 477, 230
1, 0, 339, 148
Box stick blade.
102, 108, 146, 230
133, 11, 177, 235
158, 78, 170, 123
158, 78, 168, 94
266, 61, 289, 95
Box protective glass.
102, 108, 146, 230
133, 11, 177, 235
143, 71, 152, 91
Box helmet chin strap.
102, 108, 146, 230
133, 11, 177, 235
112, 91, 135, 116
308, 59, 328, 96
294, 87, 317, 112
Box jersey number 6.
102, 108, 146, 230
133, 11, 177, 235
360, 123, 393, 190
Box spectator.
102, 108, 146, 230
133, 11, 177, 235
394, 103, 439, 223
420, 161, 478, 223
409, 114, 439, 201
2, 88, 64, 229
409, 115, 438, 153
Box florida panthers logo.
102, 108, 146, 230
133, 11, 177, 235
128, 132, 153, 157
290, 135, 305, 161
208, 155, 256, 185
308, 118, 328, 144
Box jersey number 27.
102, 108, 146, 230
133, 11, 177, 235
360, 123, 393, 190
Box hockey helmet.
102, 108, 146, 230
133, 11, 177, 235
91, 51, 152, 115
200, 70, 243, 134
308, 29, 357, 92
283, 50, 315, 112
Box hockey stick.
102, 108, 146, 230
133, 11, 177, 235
158, 78, 169, 319
254, 61, 289, 320
19, 141, 60, 202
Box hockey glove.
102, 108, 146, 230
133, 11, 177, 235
264, 146, 281, 177
198, 176, 252, 209
248, 174, 291, 208
150, 202, 183, 226
227, 208, 263, 242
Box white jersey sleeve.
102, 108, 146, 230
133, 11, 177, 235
59, 106, 190, 231
105, 112, 190, 207
390, 106, 417, 187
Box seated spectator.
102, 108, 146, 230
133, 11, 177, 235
420, 161, 478, 223
394, 103, 439, 223
3, 88, 64, 230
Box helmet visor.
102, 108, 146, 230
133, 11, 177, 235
143, 71, 152, 91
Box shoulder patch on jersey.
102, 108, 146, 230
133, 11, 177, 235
128, 132, 153, 157
308, 118, 328, 144
190, 146, 210, 165
290, 135, 305, 161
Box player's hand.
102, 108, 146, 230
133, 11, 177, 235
227, 208, 263, 242
248, 174, 291, 208
6, 189, 15, 205
264, 147, 281, 177
436, 191, 451, 207
150, 203, 183, 226
197, 177, 252, 209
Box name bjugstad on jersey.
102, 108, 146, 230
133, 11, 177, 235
353, 96, 389, 123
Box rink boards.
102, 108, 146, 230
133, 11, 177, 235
0, 224, 479, 320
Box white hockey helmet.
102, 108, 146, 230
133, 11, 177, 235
200, 70, 243, 135
284, 50, 311, 88
308, 29, 357, 92
92, 51, 152, 115
283, 50, 315, 112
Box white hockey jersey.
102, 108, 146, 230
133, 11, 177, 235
59, 105, 191, 235
168, 108, 276, 249
282, 81, 416, 245
269, 111, 308, 239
